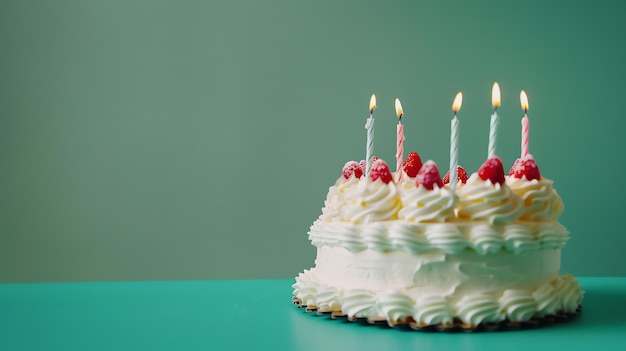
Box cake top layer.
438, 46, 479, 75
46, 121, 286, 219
322, 153, 563, 225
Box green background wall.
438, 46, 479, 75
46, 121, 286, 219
1, 0, 624, 282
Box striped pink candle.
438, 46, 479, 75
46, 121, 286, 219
450, 92, 463, 192
520, 90, 529, 158
365, 94, 377, 177
395, 98, 404, 182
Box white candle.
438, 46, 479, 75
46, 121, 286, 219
365, 94, 376, 177
488, 82, 501, 158
450, 92, 463, 191
395, 98, 404, 182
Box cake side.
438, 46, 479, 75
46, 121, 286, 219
294, 273, 580, 327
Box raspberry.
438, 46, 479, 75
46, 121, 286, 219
442, 165, 468, 184
402, 151, 423, 178
510, 156, 541, 180
415, 160, 443, 190
478, 157, 505, 185
509, 158, 523, 176
521, 157, 541, 180
369, 159, 393, 184
342, 161, 363, 180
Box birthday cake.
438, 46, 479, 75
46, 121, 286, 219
292, 93, 583, 330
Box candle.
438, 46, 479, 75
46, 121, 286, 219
520, 90, 529, 158
365, 94, 377, 177
394, 98, 405, 182
488, 82, 501, 158
450, 92, 463, 191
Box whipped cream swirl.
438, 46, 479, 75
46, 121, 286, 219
376, 291, 415, 324
533, 282, 560, 317
498, 289, 537, 322
456, 174, 523, 224
398, 185, 456, 222
455, 295, 504, 325
557, 274, 584, 313
506, 176, 564, 221
293, 270, 584, 327
469, 224, 505, 255
339, 179, 401, 224
320, 176, 361, 221
342, 290, 376, 319
414, 296, 454, 326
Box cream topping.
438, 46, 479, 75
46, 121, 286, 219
414, 297, 454, 326
456, 173, 523, 223
533, 281, 560, 317
293, 267, 583, 327
295, 162, 579, 328
456, 295, 504, 325
506, 176, 564, 221
498, 289, 537, 322
320, 176, 361, 221
398, 185, 456, 223
376, 291, 415, 324
468, 224, 505, 255
338, 179, 401, 224
308, 220, 568, 255
342, 290, 376, 319
558, 273, 584, 313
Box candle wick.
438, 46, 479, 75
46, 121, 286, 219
398, 114, 403, 122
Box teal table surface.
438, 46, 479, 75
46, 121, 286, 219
1, 277, 625, 350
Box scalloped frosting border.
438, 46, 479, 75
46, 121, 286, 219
293, 271, 583, 327
309, 220, 569, 255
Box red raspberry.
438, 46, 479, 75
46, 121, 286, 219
456, 166, 468, 184
442, 172, 449, 184
510, 156, 541, 180
342, 161, 363, 180
478, 157, 505, 185
509, 158, 523, 176
402, 151, 423, 178
369, 159, 393, 184
442, 165, 468, 184
415, 160, 443, 190
521, 157, 541, 180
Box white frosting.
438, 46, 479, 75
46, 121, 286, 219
398, 185, 455, 223
295, 169, 582, 327
293, 247, 584, 325
308, 220, 568, 255
319, 174, 565, 226
308, 247, 560, 297
414, 296, 454, 326
456, 174, 523, 224
456, 295, 504, 325
506, 176, 564, 221
338, 178, 401, 224
320, 176, 360, 221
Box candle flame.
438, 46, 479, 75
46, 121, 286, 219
369, 94, 377, 112
395, 98, 403, 120
520, 90, 529, 113
492, 82, 501, 109
452, 92, 463, 114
